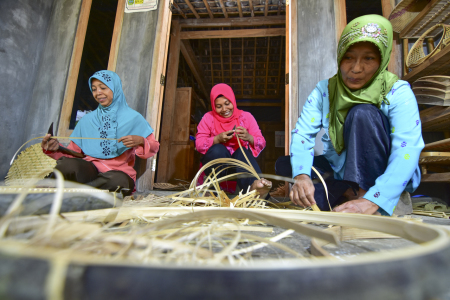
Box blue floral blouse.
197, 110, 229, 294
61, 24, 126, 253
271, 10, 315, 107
290, 79, 424, 215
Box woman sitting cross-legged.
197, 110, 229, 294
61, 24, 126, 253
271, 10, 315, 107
42, 70, 160, 196
195, 83, 272, 198
276, 15, 424, 215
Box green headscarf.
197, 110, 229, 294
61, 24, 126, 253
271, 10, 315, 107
328, 14, 398, 154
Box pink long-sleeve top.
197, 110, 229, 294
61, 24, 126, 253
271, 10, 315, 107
43, 133, 159, 182
195, 111, 266, 157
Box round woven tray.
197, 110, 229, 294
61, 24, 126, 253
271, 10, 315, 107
406, 24, 450, 68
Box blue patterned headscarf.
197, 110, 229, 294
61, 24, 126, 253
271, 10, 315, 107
70, 70, 154, 159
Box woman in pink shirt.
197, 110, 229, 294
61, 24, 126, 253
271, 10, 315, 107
41, 70, 159, 196
196, 83, 272, 198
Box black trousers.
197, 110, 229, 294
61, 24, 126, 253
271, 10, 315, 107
49, 157, 135, 196
276, 104, 391, 210
201, 143, 263, 193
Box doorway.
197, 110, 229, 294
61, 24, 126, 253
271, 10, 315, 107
155, 3, 287, 186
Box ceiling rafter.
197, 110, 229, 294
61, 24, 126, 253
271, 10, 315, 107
202, 0, 214, 18
172, 1, 187, 19
182, 0, 200, 18
218, 0, 229, 19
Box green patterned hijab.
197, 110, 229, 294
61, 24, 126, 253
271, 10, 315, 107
328, 14, 398, 154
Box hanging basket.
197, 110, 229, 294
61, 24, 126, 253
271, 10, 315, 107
406, 24, 450, 68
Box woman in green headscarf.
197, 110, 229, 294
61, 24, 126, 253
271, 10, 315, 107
276, 15, 424, 215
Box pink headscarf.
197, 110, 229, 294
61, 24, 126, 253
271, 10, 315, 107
210, 83, 243, 150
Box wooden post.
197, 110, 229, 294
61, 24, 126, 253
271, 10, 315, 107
382, 0, 402, 77
139, 0, 173, 191
334, 0, 346, 44
285, 1, 290, 197
426, 37, 435, 53
156, 21, 182, 183
403, 38, 409, 76
107, 0, 126, 71
57, 0, 92, 137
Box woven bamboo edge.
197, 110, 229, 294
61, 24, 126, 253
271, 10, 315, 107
406, 24, 450, 68
3, 207, 449, 269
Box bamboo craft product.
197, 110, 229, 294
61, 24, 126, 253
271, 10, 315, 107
5, 144, 57, 186
413, 75, 450, 105
1, 160, 450, 298
406, 24, 450, 69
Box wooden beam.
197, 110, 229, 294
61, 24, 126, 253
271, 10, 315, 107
229, 38, 233, 86
179, 16, 285, 27
421, 172, 450, 182
143, 0, 173, 191
180, 28, 285, 39
107, 0, 126, 71
57, 0, 92, 137
289, 0, 298, 145
172, 1, 187, 19
203, 0, 214, 19
248, 0, 255, 17
285, 1, 289, 153
237, 0, 243, 18
403, 38, 409, 76
219, 39, 224, 83
382, 0, 402, 77
180, 39, 210, 99
264, 0, 269, 16
209, 39, 214, 87
182, 0, 200, 18
156, 21, 182, 183
241, 38, 244, 95
277, 36, 283, 97
253, 37, 257, 95
333, 0, 346, 44
265, 37, 271, 96
277, 0, 281, 15
218, 0, 229, 18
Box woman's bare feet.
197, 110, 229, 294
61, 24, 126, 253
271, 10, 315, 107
250, 178, 272, 198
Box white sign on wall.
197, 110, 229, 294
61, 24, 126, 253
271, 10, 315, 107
125, 0, 158, 13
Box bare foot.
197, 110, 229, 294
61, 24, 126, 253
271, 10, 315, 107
250, 178, 272, 198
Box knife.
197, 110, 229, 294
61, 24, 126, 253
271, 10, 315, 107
47, 122, 86, 158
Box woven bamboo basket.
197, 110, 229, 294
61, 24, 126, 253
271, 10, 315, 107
5, 144, 56, 186
406, 24, 450, 68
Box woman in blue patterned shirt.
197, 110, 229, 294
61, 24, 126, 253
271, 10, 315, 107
277, 15, 424, 215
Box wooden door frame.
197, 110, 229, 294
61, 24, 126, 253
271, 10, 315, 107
57, 0, 126, 138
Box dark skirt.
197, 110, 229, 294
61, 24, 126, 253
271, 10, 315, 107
201, 143, 262, 194
276, 104, 391, 210
48, 157, 135, 196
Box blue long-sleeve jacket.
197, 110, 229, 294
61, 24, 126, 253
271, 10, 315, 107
290, 79, 424, 215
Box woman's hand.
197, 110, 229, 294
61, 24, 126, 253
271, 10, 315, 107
333, 198, 380, 215
118, 135, 145, 148
41, 134, 59, 152
290, 174, 316, 207
213, 130, 235, 144
235, 126, 254, 145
